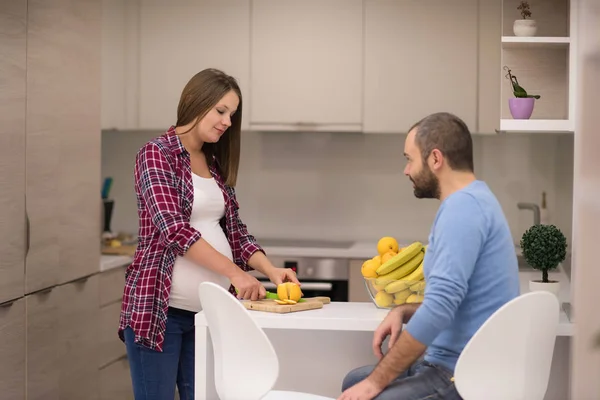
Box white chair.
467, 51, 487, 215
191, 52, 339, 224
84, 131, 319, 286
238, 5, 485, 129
198, 282, 335, 400
453, 291, 560, 400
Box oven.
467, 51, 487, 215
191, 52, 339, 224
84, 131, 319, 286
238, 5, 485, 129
249, 256, 349, 302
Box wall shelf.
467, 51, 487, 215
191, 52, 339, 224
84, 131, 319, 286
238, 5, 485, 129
502, 36, 570, 48
500, 118, 573, 133
500, 0, 576, 133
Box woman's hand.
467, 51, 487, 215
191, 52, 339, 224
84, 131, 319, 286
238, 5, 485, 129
266, 267, 302, 286
230, 271, 266, 301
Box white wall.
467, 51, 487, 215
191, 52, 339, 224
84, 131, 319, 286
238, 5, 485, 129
101, 129, 574, 248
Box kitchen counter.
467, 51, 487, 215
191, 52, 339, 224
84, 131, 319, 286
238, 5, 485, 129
100, 254, 133, 272
98, 238, 527, 262
259, 239, 529, 261
195, 301, 573, 336
195, 301, 573, 399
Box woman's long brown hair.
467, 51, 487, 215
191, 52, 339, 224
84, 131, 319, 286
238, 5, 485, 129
176, 68, 242, 187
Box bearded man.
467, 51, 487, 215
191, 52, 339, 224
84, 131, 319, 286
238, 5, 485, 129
338, 112, 520, 400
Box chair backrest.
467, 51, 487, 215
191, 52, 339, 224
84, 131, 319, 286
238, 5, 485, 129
198, 282, 280, 400
454, 291, 560, 400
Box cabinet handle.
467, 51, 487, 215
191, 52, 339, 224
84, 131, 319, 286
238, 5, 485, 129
295, 122, 318, 128
37, 287, 54, 295
73, 275, 90, 284
25, 211, 30, 257
0, 299, 16, 308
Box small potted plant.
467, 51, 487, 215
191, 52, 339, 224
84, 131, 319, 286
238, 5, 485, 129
514, 1, 537, 36
504, 66, 540, 119
520, 224, 567, 299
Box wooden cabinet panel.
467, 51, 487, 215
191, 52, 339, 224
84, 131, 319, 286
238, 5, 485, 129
0, 0, 26, 303
26, 289, 60, 400
100, 356, 134, 400
138, 0, 251, 130
26, 0, 101, 289
363, 0, 479, 133
250, 0, 363, 130
56, 275, 100, 399
99, 301, 126, 368
0, 298, 26, 398
348, 260, 372, 302
99, 265, 126, 307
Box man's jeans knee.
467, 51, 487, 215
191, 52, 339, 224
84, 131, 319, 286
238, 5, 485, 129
341, 360, 462, 400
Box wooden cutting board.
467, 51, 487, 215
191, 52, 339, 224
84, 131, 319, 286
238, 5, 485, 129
102, 245, 137, 256
242, 296, 330, 314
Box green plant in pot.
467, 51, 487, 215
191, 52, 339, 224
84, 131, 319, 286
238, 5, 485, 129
504, 66, 540, 120
520, 224, 567, 299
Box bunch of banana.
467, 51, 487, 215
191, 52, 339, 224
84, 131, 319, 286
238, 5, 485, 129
363, 238, 428, 308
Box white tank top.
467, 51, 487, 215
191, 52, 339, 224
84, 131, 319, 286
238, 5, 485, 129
169, 173, 233, 312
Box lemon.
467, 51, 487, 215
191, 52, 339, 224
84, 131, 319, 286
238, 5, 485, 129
277, 282, 302, 302
377, 237, 399, 256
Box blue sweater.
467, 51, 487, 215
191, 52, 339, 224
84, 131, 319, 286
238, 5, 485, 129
405, 180, 520, 372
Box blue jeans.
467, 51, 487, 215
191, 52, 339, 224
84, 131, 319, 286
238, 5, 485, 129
124, 307, 196, 400
342, 359, 462, 400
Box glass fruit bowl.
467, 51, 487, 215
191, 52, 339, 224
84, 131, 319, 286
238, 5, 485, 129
364, 277, 425, 309
360, 240, 428, 309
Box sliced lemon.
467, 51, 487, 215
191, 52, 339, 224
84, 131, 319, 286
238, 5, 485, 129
274, 299, 288, 305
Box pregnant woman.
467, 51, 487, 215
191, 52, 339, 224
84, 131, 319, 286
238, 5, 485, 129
118, 68, 300, 400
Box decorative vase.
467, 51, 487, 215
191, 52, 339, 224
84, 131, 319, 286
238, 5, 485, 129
529, 280, 560, 301
509, 97, 535, 119
513, 19, 537, 36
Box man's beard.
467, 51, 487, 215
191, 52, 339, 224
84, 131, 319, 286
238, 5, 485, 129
410, 165, 440, 199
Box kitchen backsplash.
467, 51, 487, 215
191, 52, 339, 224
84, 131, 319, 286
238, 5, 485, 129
102, 129, 573, 247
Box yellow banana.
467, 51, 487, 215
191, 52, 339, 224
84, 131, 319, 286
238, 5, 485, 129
376, 241, 423, 275
376, 251, 424, 288
384, 259, 424, 293
393, 288, 412, 305
409, 280, 426, 293
407, 293, 424, 303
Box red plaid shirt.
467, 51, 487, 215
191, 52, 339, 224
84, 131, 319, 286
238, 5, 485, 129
118, 126, 264, 351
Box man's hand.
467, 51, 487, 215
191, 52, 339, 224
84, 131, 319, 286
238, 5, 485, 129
337, 377, 383, 400
373, 307, 404, 359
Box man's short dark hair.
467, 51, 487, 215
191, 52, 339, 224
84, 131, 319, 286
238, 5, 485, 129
409, 112, 474, 172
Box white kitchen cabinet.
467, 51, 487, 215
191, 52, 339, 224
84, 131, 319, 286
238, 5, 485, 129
101, 0, 140, 130
249, 0, 363, 132
363, 0, 479, 134
0, 298, 26, 399
0, 0, 27, 304
137, 0, 251, 131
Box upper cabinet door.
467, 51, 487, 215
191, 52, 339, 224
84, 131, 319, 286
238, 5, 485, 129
0, 0, 27, 304
138, 0, 251, 131
101, 0, 140, 131
249, 0, 363, 132
363, 0, 479, 134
